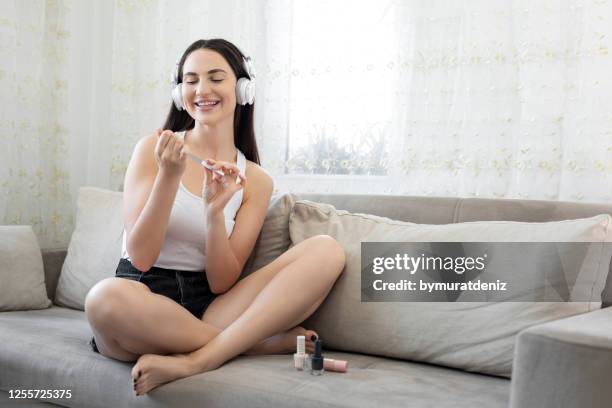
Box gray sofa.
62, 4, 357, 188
2, 193, 612, 408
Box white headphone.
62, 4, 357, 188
171, 55, 256, 111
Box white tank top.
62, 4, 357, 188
121, 131, 247, 271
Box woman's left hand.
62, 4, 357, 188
202, 159, 247, 215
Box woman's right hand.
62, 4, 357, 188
154, 128, 187, 178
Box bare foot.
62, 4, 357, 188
246, 326, 318, 355
131, 327, 319, 395
131, 353, 196, 396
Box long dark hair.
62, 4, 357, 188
162, 39, 260, 165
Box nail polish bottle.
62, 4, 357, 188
294, 335, 306, 370
304, 334, 317, 371
324, 358, 348, 373
304, 355, 312, 371
310, 339, 324, 375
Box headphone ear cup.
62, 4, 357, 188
236, 56, 256, 105
236, 78, 255, 105
236, 78, 248, 105
243, 81, 255, 105
171, 83, 184, 111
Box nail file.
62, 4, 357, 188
185, 152, 226, 177
185, 151, 243, 185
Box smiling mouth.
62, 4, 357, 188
194, 101, 220, 108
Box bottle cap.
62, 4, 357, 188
324, 358, 348, 372
296, 335, 305, 354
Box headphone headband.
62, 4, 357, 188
173, 55, 255, 85
242, 56, 256, 80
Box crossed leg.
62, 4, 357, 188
85, 234, 345, 395
85, 279, 218, 362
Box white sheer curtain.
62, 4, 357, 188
1, 0, 611, 249
274, 0, 612, 200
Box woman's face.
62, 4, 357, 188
181, 48, 237, 126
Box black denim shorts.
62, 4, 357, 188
115, 258, 217, 318
90, 258, 217, 354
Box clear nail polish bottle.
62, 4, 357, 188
304, 354, 312, 371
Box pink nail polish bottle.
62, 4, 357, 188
324, 358, 348, 373
294, 335, 306, 370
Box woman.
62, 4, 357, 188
84, 39, 345, 396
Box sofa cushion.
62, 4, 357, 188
290, 200, 612, 378
54, 187, 124, 310
0, 226, 51, 311
241, 193, 297, 277
0, 307, 509, 408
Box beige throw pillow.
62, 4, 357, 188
54, 187, 124, 310
290, 200, 612, 378
0, 226, 52, 311
241, 193, 297, 277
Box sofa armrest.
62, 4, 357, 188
510, 307, 612, 408
42, 248, 67, 302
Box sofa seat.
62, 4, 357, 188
0, 307, 509, 408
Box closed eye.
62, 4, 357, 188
185, 79, 224, 84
